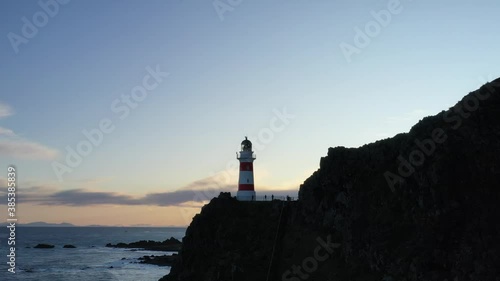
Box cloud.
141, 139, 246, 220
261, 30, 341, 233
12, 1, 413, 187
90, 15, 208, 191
143, 185, 235, 206
22, 185, 59, 195
178, 177, 229, 191
48, 189, 139, 206
72, 177, 115, 185
0, 184, 59, 203
0, 102, 13, 119
0, 178, 6, 189
0, 102, 58, 160
0, 177, 299, 207
0, 127, 16, 137
0, 139, 59, 160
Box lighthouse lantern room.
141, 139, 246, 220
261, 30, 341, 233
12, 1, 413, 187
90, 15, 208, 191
236, 137, 256, 201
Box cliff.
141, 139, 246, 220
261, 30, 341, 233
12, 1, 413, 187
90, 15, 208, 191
162, 79, 500, 281
162, 193, 294, 280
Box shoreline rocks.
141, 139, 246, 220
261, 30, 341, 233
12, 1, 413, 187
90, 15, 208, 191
106, 237, 182, 251
138, 254, 178, 267
34, 244, 55, 249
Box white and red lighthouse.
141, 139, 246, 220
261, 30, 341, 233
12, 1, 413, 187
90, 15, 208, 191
237, 137, 256, 201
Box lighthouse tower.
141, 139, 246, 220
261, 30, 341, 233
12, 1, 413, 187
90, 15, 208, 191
237, 137, 256, 201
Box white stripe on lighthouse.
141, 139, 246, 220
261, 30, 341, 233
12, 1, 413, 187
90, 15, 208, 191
238, 171, 254, 184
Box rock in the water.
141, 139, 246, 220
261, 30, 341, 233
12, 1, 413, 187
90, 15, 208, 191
63, 244, 76, 248
139, 254, 178, 266
34, 244, 55, 249
106, 237, 182, 251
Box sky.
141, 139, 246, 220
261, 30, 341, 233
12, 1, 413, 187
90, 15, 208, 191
0, 0, 499, 226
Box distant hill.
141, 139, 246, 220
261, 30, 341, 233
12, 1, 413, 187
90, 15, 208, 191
0, 222, 76, 227
0, 222, 179, 227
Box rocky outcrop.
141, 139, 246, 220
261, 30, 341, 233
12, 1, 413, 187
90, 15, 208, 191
63, 244, 76, 248
138, 254, 178, 266
34, 244, 55, 249
162, 79, 500, 281
106, 237, 181, 251
162, 193, 292, 281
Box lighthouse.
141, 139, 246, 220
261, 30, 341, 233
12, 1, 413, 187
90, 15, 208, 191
237, 137, 256, 201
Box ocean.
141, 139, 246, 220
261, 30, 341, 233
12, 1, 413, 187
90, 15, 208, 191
0, 227, 186, 281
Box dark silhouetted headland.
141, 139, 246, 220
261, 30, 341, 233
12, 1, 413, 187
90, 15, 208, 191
161, 79, 500, 281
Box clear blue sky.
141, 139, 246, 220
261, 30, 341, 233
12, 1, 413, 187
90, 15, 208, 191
0, 0, 499, 225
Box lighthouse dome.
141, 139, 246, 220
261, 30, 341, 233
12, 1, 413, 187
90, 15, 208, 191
241, 137, 252, 151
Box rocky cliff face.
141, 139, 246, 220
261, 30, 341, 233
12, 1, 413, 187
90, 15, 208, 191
162, 79, 500, 281
162, 193, 291, 281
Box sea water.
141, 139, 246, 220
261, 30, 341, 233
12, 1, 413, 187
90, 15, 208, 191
0, 227, 186, 281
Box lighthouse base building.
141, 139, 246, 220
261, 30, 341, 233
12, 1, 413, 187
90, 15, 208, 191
237, 189, 256, 201
236, 137, 256, 201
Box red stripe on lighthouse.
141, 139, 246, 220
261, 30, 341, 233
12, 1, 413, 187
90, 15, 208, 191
239, 162, 253, 171
238, 184, 254, 191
